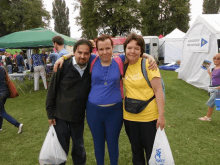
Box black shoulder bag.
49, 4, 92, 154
124, 58, 156, 114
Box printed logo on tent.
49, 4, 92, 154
155, 148, 165, 164
201, 38, 208, 47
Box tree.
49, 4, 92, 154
52, 0, 70, 37
140, 0, 190, 36
0, 0, 50, 37
76, 0, 141, 39
76, 0, 98, 39
203, 0, 220, 14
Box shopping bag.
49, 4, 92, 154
149, 127, 175, 165
39, 125, 67, 165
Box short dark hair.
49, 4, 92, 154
123, 33, 145, 56
52, 35, 64, 45
96, 34, 113, 50
73, 39, 93, 53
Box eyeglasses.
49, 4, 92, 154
213, 57, 220, 60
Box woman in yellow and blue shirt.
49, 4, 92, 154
123, 33, 165, 165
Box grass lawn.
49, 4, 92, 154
0, 70, 220, 165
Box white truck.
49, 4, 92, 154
143, 36, 159, 62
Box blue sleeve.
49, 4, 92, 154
119, 54, 125, 63
31, 55, 33, 60
89, 54, 97, 64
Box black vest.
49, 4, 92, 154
54, 62, 91, 122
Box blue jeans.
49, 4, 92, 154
206, 91, 217, 108
86, 101, 123, 165
0, 91, 20, 129
7, 65, 12, 74
18, 66, 24, 72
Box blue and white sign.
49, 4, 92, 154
186, 36, 209, 52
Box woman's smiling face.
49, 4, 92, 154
125, 40, 142, 63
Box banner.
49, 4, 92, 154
186, 36, 209, 52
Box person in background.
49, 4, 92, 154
0, 66, 23, 134
198, 53, 220, 121
49, 53, 58, 66
2, 52, 6, 68
5, 52, 13, 74
31, 48, 47, 91
123, 33, 165, 165
15, 51, 25, 72
41, 49, 48, 64
52, 35, 68, 59
90, 39, 97, 54
13, 51, 18, 59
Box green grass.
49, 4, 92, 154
0, 71, 220, 165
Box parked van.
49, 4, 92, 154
143, 36, 159, 61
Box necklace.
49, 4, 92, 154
102, 65, 111, 85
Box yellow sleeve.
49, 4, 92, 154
145, 59, 161, 81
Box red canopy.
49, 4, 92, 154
159, 35, 164, 39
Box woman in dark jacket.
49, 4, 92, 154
0, 66, 23, 133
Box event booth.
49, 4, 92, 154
178, 14, 220, 90
159, 28, 185, 64
0, 28, 77, 68
0, 28, 77, 90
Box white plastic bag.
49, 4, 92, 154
149, 127, 175, 165
39, 125, 67, 165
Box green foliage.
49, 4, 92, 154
203, 0, 220, 14
76, 0, 141, 39
140, 0, 190, 36
0, 0, 50, 37
52, 0, 70, 37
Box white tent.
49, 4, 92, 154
178, 14, 220, 90
159, 28, 185, 63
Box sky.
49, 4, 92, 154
42, 0, 203, 39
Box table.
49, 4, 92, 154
9, 72, 28, 94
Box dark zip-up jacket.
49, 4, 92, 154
46, 58, 91, 122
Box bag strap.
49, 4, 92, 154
141, 58, 152, 88
113, 56, 124, 99
113, 56, 124, 76
90, 55, 99, 73
123, 63, 128, 77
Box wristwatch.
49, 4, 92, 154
62, 55, 67, 60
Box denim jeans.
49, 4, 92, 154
0, 91, 20, 129
18, 66, 24, 72
7, 65, 12, 74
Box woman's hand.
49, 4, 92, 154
148, 58, 158, 70
156, 115, 165, 130
216, 86, 220, 89
53, 57, 64, 72
207, 67, 211, 73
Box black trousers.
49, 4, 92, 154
54, 118, 86, 165
124, 119, 157, 165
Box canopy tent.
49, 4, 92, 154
0, 28, 77, 49
178, 14, 220, 90
159, 28, 185, 63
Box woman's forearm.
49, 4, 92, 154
154, 89, 165, 117
151, 78, 165, 117
62, 53, 74, 60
